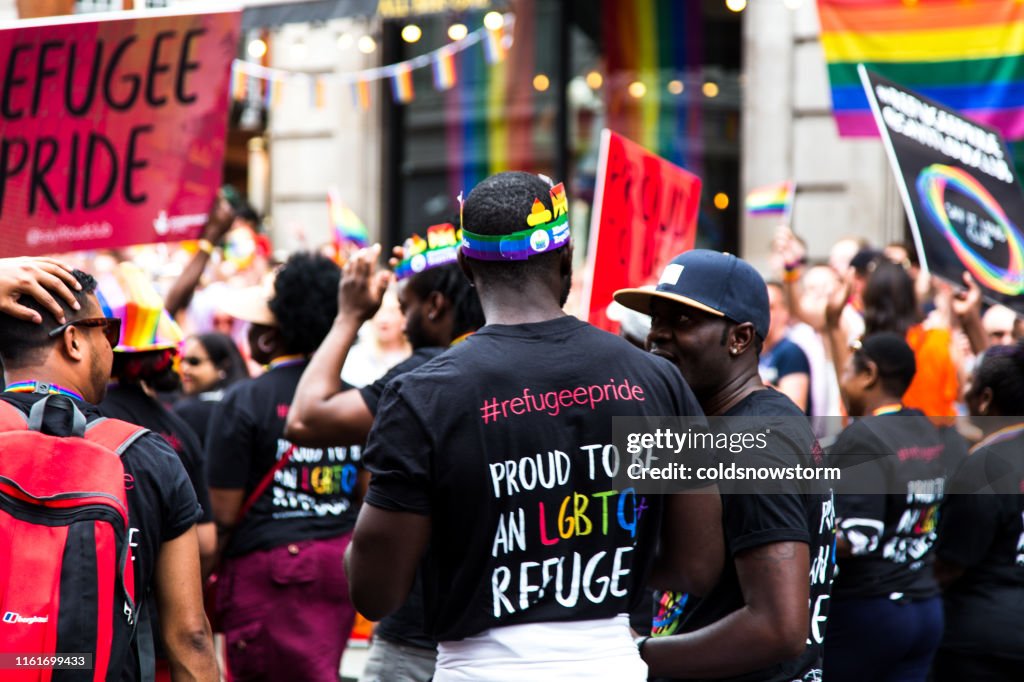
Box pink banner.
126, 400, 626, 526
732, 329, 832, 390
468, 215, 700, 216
0, 8, 241, 256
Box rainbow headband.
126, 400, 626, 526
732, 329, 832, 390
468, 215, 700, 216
395, 223, 462, 281
460, 182, 571, 261
916, 164, 1024, 296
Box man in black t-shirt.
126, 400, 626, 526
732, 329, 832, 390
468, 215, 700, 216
287, 235, 485, 682
0, 268, 216, 681
825, 333, 948, 682
615, 249, 835, 682
347, 172, 722, 680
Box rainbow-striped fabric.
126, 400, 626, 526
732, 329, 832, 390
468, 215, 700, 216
745, 181, 793, 215
97, 262, 182, 352
603, 0, 704, 173
818, 0, 1024, 141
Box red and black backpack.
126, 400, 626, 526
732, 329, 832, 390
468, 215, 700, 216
0, 395, 148, 681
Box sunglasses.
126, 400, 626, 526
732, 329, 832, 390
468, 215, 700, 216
48, 317, 122, 348
181, 356, 210, 367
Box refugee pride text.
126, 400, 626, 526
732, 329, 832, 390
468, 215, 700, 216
0, 30, 206, 217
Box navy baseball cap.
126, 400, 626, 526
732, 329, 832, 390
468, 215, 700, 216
614, 249, 770, 340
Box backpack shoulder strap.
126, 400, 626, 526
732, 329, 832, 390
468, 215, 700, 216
85, 417, 149, 456
0, 399, 29, 431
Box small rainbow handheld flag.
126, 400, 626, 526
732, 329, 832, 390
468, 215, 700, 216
433, 49, 457, 91
745, 181, 793, 215
328, 189, 369, 249
391, 64, 415, 104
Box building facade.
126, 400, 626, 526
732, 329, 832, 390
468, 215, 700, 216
1, 0, 907, 270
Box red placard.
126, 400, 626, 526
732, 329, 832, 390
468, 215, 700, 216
0, 7, 241, 256
582, 130, 702, 332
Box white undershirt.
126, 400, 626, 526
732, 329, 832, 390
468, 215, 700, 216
434, 614, 647, 681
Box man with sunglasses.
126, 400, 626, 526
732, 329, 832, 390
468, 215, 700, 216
0, 268, 218, 682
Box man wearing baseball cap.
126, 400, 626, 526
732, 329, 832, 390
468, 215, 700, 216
615, 249, 836, 682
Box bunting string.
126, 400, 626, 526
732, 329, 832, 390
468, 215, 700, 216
233, 14, 514, 108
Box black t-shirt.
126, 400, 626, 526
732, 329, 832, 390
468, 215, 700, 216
206, 362, 362, 558
359, 347, 446, 415
101, 384, 213, 524
656, 388, 834, 682
0, 392, 201, 681
363, 316, 705, 642
828, 408, 947, 600
360, 346, 446, 650
172, 390, 224, 448
936, 427, 1024, 660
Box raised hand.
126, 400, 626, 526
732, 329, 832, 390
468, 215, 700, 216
338, 244, 393, 323
0, 257, 82, 324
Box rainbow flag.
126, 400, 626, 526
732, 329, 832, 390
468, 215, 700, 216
433, 48, 457, 91
483, 27, 507, 64
745, 181, 793, 215
351, 79, 371, 111
328, 189, 369, 248
819, 0, 1024, 141
391, 64, 415, 104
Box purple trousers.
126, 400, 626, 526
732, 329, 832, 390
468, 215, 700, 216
215, 533, 356, 682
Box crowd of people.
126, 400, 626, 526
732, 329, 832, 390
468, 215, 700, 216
1, 171, 1022, 682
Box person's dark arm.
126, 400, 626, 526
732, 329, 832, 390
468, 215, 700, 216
285, 245, 392, 447
649, 486, 724, 595
209, 488, 244, 561
345, 503, 430, 620
643, 541, 810, 678
153, 526, 219, 682
164, 197, 235, 317
197, 522, 216, 581
204, 397, 252, 565
347, 382, 433, 620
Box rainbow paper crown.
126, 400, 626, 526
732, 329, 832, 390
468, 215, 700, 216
96, 262, 183, 353
460, 181, 570, 261
395, 223, 462, 280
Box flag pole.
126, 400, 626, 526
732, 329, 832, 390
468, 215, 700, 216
782, 181, 796, 232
